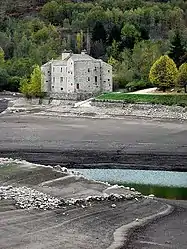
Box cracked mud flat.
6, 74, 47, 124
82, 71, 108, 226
0, 159, 167, 249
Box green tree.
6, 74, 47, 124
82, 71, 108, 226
6, 58, 34, 78
8, 76, 21, 92
20, 65, 43, 98
92, 21, 107, 43
0, 47, 5, 65
107, 40, 120, 60
0, 68, 9, 91
149, 55, 178, 92
168, 30, 186, 67
76, 30, 84, 53
19, 77, 30, 97
176, 63, 187, 90
108, 56, 119, 71
41, 1, 60, 24
132, 41, 163, 80
121, 23, 141, 49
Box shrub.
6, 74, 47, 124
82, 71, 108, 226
126, 80, 152, 92
96, 93, 187, 106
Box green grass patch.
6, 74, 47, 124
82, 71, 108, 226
96, 93, 187, 106
112, 182, 187, 200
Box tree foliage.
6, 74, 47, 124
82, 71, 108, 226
168, 30, 186, 67
0, 0, 187, 92
76, 30, 84, 53
149, 55, 178, 91
176, 63, 187, 87
0, 47, 5, 65
20, 65, 43, 98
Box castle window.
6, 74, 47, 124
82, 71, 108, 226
52, 86, 54, 88
108, 70, 110, 73
53, 77, 55, 83
77, 83, 79, 89
61, 67, 63, 72
95, 76, 97, 83
88, 68, 90, 72
53, 67, 55, 72
108, 79, 110, 81
61, 87, 63, 90
60, 77, 63, 82
88, 77, 90, 81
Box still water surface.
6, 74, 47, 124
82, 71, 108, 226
76, 168, 187, 200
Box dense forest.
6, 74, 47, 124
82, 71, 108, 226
0, 0, 187, 92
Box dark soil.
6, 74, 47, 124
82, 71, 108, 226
126, 200, 187, 249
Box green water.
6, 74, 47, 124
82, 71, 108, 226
114, 182, 187, 200
76, 168, 187, 200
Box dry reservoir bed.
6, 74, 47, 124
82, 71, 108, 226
0, 159, 169, 249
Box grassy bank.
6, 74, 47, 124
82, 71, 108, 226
113, 182, 187, 200
96, 93, 187, 106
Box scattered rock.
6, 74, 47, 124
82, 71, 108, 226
0, 185, 62, 210
111, 204, 116, 208
148, 194, 155, 199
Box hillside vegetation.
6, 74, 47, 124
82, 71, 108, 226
0, 0, 187, 93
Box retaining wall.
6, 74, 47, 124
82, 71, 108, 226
49, 92, 96, 101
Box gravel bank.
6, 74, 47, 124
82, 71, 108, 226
2, 96, 187, 121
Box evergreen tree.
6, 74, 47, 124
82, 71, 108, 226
92, 22, 107, 43
149, 55, 178, 92
168, 31, 186, 68
76, 30, 84, 53
176, 63, 187, 92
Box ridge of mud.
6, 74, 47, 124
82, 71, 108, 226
0, 149, 187, 172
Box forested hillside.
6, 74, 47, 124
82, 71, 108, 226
0, 0, 187, 92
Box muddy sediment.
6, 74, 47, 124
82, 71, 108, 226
0, 149, 187, 172
0, 160, 171, 249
